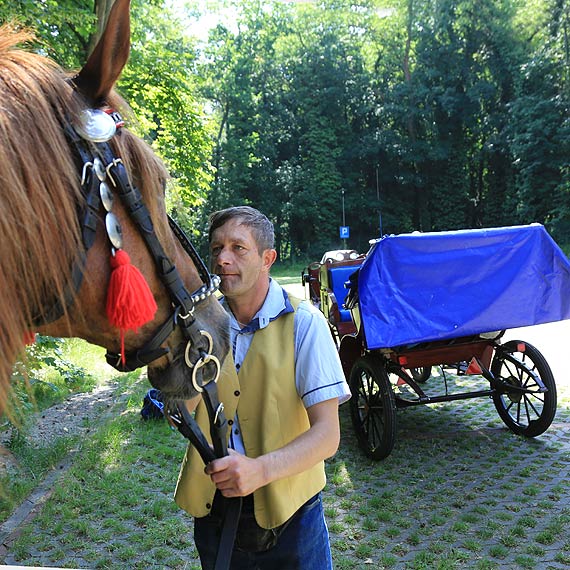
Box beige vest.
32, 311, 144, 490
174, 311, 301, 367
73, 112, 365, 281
174, 295, 326, 529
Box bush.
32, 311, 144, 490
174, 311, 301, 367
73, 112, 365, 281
8, 336, 96, 422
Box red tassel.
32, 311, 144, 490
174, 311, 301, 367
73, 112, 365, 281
106, 249, 157, 365
23, 331, 36, 345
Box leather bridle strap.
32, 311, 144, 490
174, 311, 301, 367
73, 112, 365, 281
95, 136, 240, 567
37, 111, 219, 375
97, 142, 219, 371
200, 382, 243, 570
101, 147, 201, 317
59, 110, 238, 567
168, 394, 242, 570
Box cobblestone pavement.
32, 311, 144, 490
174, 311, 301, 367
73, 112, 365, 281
0, 320, 569, 569
326, 373, 570, 569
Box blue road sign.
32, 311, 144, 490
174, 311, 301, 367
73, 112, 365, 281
340, 226, 350, 239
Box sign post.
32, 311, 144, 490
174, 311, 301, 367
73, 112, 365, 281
341, 189, 348, 248
339, 225, 350, 247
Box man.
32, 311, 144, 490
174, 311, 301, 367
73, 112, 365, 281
174, 206, 350, 569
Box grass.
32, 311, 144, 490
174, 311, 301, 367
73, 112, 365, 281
271, 260, 311, 288
0, 338, 124, 523
6, 377, 200, 569
0, 363, 143, 525
321, 367, 570, 569
4, 337, 116, 426
0, 431, 76, 522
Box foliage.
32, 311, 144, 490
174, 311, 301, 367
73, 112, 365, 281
0, 0, 94, 67
0, 0, 213, 238
7, 336, 96, 422
197, 0, 570, 257
1, 0, 569, 255
119, 1, 214, 217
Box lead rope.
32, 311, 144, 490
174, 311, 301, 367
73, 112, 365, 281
168, 387, 242, 570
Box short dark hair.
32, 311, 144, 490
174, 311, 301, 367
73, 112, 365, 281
208, 206, 275, 252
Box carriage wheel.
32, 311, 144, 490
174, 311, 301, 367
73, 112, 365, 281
410, 367, 431, 383
349, 356, 396, 460
491, 340, 557, 437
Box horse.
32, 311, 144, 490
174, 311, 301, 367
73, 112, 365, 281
0, 0, 229, 412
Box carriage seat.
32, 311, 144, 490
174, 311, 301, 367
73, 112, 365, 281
328, 264, 361, 322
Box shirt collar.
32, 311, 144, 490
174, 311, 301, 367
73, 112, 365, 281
222, 278, 294, 333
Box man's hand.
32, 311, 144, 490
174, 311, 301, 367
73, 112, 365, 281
204, 398, 340, 497
205, 449, 267, 497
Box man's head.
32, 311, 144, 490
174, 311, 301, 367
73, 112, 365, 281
208, 206, 277, 306
208, 206, 274, 254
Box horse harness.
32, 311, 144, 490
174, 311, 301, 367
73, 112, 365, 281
45, 105, 240, 570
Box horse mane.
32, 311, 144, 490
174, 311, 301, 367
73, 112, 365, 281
0, 24, 169, 402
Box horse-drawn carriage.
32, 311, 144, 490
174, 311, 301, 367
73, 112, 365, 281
302, 224, 570, 460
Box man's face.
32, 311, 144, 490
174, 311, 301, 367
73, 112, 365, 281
210, 218, 272, 301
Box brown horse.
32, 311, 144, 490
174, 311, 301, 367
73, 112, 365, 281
0, 0, 228, 409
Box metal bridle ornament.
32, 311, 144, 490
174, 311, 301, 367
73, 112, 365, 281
184, 329, 222, 392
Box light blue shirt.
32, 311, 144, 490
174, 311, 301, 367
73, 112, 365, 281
221, 278, 351, 454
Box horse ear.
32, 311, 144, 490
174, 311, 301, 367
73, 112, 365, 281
74, 0, 131, 106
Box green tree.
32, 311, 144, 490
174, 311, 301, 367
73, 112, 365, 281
0, 0, 213, 231
505, 0, 570, 244
119, 1, 213, 223
0, 0, 94, 66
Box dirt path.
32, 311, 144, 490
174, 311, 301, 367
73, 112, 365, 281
0, 379, 127, 560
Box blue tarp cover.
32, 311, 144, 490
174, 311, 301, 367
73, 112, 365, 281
357, 224, 570, 349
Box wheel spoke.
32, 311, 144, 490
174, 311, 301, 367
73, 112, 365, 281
369, 414, 384, 447
492, 340, 556, 437
523, 396, 532, 424
524, 394, 542, 418
502, 359, 518, 381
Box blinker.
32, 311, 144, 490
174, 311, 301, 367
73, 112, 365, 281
93, 157, 106, 181
74, 109, 117, 143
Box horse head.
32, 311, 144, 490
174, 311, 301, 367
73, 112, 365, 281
0, 0, 229, 405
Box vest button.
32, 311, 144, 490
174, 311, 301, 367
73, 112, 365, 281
206, 503, 212, 510
228, 419, 234, 425
234, 390, 240, 397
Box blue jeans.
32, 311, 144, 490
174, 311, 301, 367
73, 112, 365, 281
194, 493, 333, 570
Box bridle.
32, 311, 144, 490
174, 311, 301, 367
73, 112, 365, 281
57, 105, 240, 570
38, 105, 222, 391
